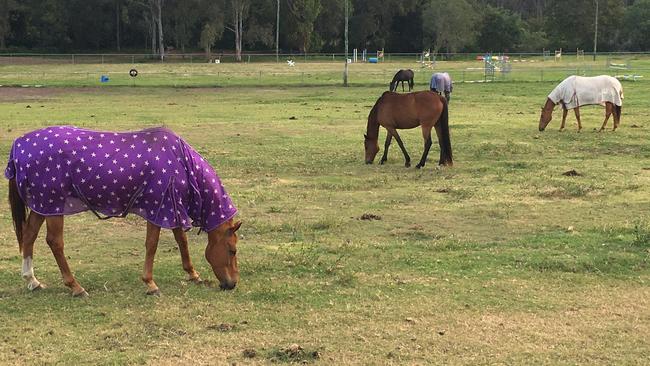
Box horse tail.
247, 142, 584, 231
437, 98, 453, 166
8, 178, 27, 253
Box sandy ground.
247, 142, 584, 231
0, 86, 98, 102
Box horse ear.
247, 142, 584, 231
230, 221, 242, 234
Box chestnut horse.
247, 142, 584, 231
7, 126, 241, 297
389, 69, 415, 92
539, 75, 623, 132
364, 91, 452, 168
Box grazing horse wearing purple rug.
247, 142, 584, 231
6, 126, 241, 296
365, 91, 452, 168
539, 75, 623, 132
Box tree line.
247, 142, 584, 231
1, 0, 649, 58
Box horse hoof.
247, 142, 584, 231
415, 164, 423, 169
28, 282, 46, 291
189, 277, 204, 284
146, 288, 162, 297
379, 160, 386, 165
73, 289, 89, 298
405, 162, 411, 168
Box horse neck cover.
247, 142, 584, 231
5, 126, 237, 232
548, 75, 623, 109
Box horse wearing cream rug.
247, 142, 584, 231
538, 75, 623, 132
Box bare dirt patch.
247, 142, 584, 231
0, 87, 97, 102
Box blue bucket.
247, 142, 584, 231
368, 57, 378, 64
100, 75, 110, 83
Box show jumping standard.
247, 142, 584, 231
6, 126, 241, 296
429, 72, 453, 101
389, 69, 415, 92
364, 91, 452, 168
539, 75, 623, 132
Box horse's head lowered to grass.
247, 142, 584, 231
364, 133, 380, 164
206, 219, 242, 290
538, 98, 555, 131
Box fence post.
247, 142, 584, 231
71, 54, 75, 64
132, 55, 135, 64
101, 55, 104, 64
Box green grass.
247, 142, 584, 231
0, 61, 649, 365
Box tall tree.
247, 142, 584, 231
544, 0, 624, 51
422, 0, 478, 53
286, 0, 322, 52
226, 0, 249, 61
153, 0, 164, 59
0, 0, 18, 49
312, 0, 346, 52
476, 6, 524, 52
622, 0, 650, 50
244, 0, 275, 50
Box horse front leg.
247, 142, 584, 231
416, 126, 433, 169
21, 212, 45, 291
559, 107, 568, 131
172, 228, 202, 283
142, 222, 162, 296
379, 133, 393, 165
45, 216, 87, 297
388, 128, 411, 167
600, 103, 612, 132
574, 107, 582, 132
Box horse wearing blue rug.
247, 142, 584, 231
430, 72, 453, 101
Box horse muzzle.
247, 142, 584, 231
219, 280, 237, 290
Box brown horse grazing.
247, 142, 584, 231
364, 91, 452, 168
389, 69, 415, 92
6, 126, 241, 296
539, 75, 623, 132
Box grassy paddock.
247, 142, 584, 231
0, 62, 649, 365
1, 57, 650, 87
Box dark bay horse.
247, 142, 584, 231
389, 69, 414, 92
364, 91, 452, 168
539, 75, 623, 132
6, 126, 241, 297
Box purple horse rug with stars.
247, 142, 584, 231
5, 126, 237, 232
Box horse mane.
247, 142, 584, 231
366, 94, 387, 140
